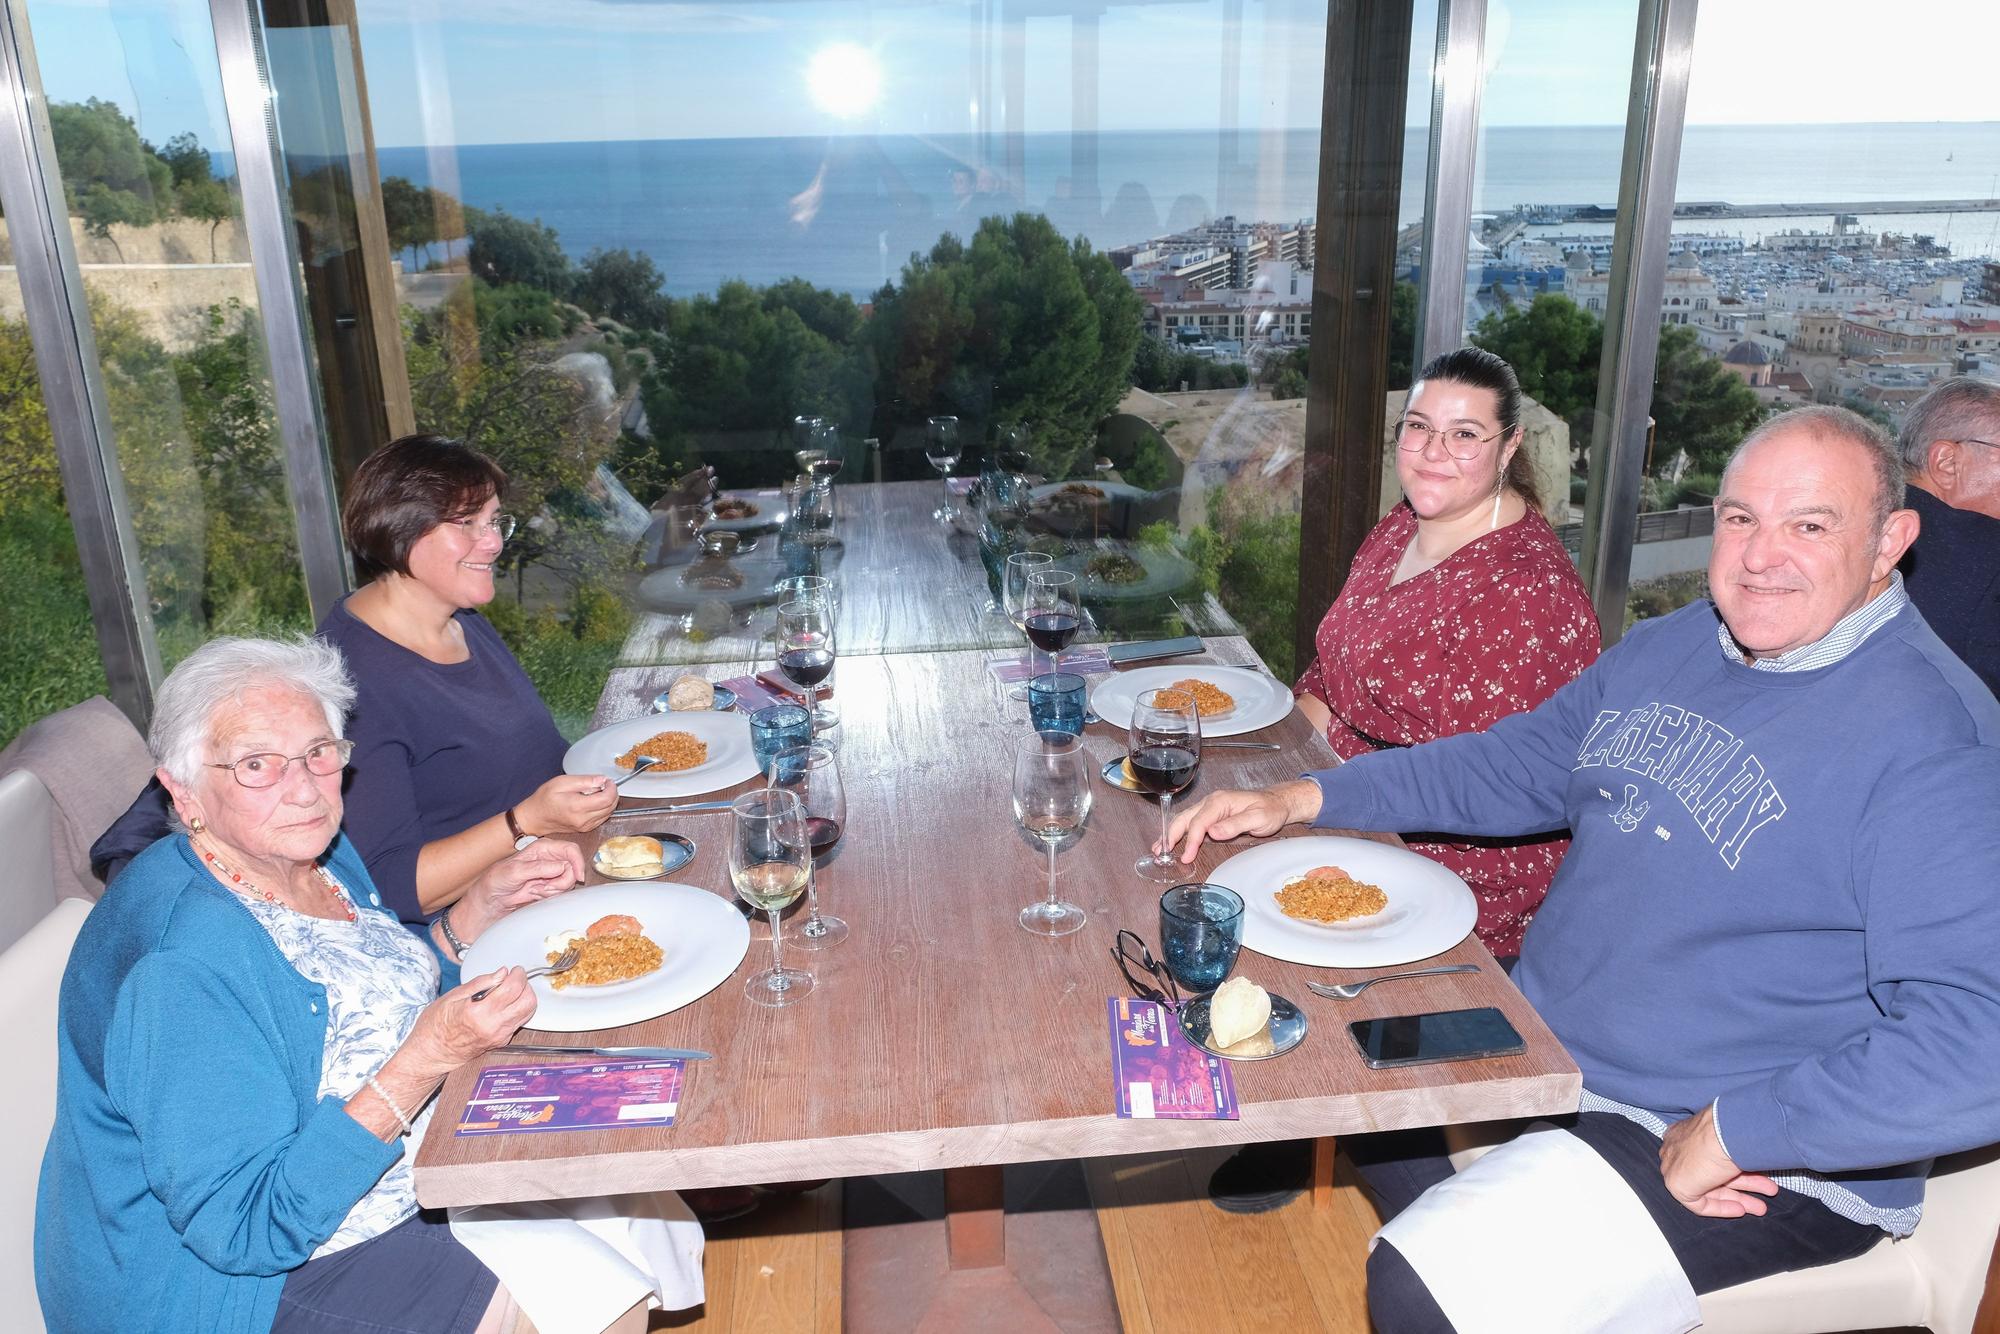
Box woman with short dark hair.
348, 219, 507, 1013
326, 434, 617, 926
1289, 347, 1599, 958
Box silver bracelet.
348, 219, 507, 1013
436, 905, 470, 959
367, 1073, 415, 1137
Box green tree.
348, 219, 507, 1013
473, 281, 566, 346
466, 208, 571, 296
0, 315, 57, 512
1651, 324, 1764, 473
639, 280, 869, 488
48, 99, 169, 228
868, 214, 1142, 480
1470, 294, 1604, 425
77, 183, 152, 262
1387, 279, 1418, 389
381, 175, 440, 269
762, 277, 862, 346
573, 248, 671, 330
155, 132, 212, 189
175, 176, 231, 262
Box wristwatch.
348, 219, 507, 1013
505, 804, 535, 850
436, 905, 470, 959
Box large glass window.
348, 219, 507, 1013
19, 0, 312, 673
0, 270, 103, 746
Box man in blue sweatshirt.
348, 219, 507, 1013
1167, 406, 2000, 1330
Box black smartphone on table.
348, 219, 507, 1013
1347, 1006, 1525, 1069
1106, 635, 1204, 665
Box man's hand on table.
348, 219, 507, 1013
1660, 1103, 1778, 1218
1164, 779, 1324, 863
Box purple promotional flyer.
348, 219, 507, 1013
455, 1059, 685, 1136
1106, 998, 1239, 1120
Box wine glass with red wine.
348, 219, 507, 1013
775, 600, 836, 733
771, 743, 848, 949
1130, 688, 1202, 883
1022, 569, 1082, 678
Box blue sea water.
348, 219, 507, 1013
374, 123, 2000, 298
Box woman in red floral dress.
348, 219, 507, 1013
1292, 347, 1599, 960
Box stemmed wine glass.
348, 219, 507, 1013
772, 743, 848, 949
999, 551, 1053, 699
1022, 568, 1082, 679
1130, 688, 1202, 883
792, 415, 827, 476
729, 788, 815, 1006
775, 599, 836, 734
1013, 730, 1092, 936
926, 415, 962, 522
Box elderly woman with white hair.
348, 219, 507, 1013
32, 635, 654, 1334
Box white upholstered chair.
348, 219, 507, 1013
0, 772, 58, 954
1445, 1126, 2000, 1332
0, 896, 92, 1333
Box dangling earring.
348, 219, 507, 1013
1489, 465, 1506, 532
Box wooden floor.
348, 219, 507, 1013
657, 1183, 842, 1333
1086, 1146, 1382, 1334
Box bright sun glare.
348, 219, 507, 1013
806, 43, 882, 119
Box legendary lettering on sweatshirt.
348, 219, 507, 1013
1574, 704, 1788, 868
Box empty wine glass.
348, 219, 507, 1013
1000, 551, 1054, 700
1013, 730, 1091, 936
729, 788, 815, 1006
775, 599, 837, 733
926, 415, 962, 522
1130, 688, 1202, 883
1022, 568, 1082, 679
772, 743, 848, 949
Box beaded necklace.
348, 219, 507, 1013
197, 838, 357, 923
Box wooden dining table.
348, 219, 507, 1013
412, 629, 1582, 1266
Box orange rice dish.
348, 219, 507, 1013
1274, 865, 1388, 924
549, 919, 665, 990
1168, 678, 1236, 717
614, 730, 708, 772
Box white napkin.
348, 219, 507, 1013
1374, 1122, 1701, 1334
448, 1190, 704, 1334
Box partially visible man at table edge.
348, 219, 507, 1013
1293, 346, 1599, 962
1896, 375, 2000, 696
1166, 406, 2000, 1329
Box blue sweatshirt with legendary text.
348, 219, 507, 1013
1309, 599, 2000, 1225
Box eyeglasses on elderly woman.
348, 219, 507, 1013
205, 738, 355, 789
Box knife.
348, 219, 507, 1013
492, 1044, 713, 1061
611, 800, 734, 814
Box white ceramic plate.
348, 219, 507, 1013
564, 712, 760, 798
1208, 836, 1477, 969
1059, 547, 1200, 602
1087, 664, 1295, 739
702, 491, 786, 533
461, 882, 751, 1032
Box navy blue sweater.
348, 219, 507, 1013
1310, 599, 2000, 1225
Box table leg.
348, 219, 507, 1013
1312, 1135, 1337, 1212
943, 1164, 1006, 1269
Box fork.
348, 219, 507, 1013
613, 757, 661, 787
473, 946, 580, 1001
1305, 963, 1480, 1000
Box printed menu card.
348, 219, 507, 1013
455, 1059, 684, 1136
1106, 998, 1239, 1120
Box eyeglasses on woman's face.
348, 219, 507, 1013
206, 739, 354, 789
452, 512, 517, 542
1394, 418, 1508, 462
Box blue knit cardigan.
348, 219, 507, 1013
35, 834, 459, 1333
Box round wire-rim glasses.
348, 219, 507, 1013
1393, 419, 1508, 461
206, 739, 355, 789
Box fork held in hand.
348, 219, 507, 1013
472, 946, 579, 1001
1305, 963, 1481, 1000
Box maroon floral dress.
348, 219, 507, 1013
1294, 502, 1600, 957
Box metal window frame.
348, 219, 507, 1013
1411, 0, 1484, 369
1578, 0, 1699, 643
0, 0, 159, 725
211, 0, 353, 623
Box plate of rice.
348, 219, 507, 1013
563, 711, 760, 798
1209, 835, 1476, 968
459, 882, 751, 1031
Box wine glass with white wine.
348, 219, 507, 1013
1013, 730, 1092, 936
729, 788, 815, 1006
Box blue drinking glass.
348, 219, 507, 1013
1158, 884, 1245, 997
750, 704, 813, 779
1027, 672, 1086, 736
